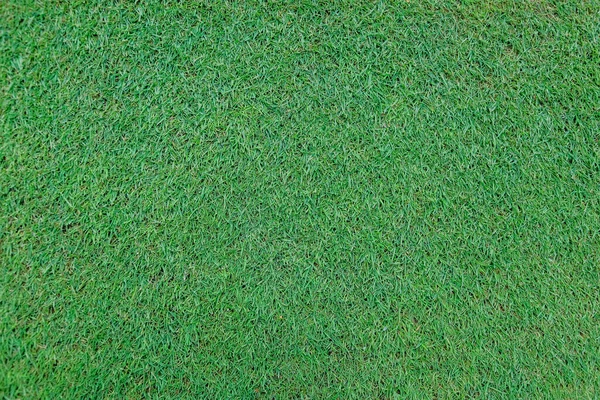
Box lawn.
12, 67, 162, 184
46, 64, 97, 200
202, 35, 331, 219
1, 0, 600, 398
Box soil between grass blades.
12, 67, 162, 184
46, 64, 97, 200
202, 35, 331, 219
2, 1, 600, 398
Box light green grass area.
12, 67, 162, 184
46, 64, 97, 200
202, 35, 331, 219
2, 0, 600, 398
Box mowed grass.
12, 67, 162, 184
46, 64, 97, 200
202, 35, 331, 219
2, 0, 600, 398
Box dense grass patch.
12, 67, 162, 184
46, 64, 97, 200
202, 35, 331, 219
2, 0, 600, 398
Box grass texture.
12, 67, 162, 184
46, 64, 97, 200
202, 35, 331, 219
2, 0, 600, 398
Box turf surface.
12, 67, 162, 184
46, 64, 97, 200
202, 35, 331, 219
2, 0, 600, 398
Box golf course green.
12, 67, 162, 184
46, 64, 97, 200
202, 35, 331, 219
2, 0, 599, 397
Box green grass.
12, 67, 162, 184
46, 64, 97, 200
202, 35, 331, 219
2, 0, 600, 398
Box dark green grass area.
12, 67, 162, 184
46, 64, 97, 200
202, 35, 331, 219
2, 0, 600, 397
